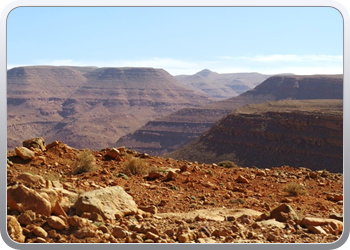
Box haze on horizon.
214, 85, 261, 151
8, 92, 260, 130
7, 7, 343, 76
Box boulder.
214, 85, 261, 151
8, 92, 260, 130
301, 217, 343, 235
254, 219, 285, 229
17, 172, 46, 187
17, 210, 36, 225
7, 184, 52, 216
73, 227, 97, 239
7, 215, 26, 243
39, 188, 67, 218
15, 147, 35, 160
74, 186, 138, 220
269, 204, 299, 222
106, 148, 121, 159
236, 175, 249, 184
23, 137, 46, 151
67, 216, 90, 228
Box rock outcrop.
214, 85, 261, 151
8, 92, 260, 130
116, 75, 343, 156
7, 66, 212, 150
166, 99, 343, 173
6, 139, 343, 243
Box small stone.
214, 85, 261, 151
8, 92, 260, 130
308, 226, 328, 235
236, 175, 249, 184
47, 216, 67, 230
32, 226, 48, 238
18, 210, 36, 225
36, 237, 47, 243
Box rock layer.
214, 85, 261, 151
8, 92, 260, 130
7, 66, 212, 150
117, 75, 343, 156
166, 99, 343, 173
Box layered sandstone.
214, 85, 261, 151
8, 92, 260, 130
7, 66, 212, 150
166, 99, 343, 173
116, 75, 343, 156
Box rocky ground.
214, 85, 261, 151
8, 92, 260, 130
7, 138, 343, 244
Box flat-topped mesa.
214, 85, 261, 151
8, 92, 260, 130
248, 75, 343, 100
7, 66, 212, 150
116, 75, 343, 156
165, 99, 343, 173
85, 67, 170, 81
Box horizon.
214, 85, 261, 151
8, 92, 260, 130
7, 7, 343, 75
5, 65, 345, 77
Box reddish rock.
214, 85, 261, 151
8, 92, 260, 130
7, 215, 26, 243
15, 147, 35, 160
7, 184, 52, 216
47, 216, 67, 230
22, 137, 46, 151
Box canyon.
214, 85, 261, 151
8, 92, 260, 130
116, 75, 343, 156
7, 66, 212, 150
165, 99, 343, 173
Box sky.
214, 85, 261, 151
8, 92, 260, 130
7, 6, 344, 75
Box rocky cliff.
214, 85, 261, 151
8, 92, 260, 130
116, 75, 343, 156
166, 99, 343, 173
7, 66, 212, 150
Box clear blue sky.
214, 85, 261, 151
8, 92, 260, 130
7, 7, 343, 75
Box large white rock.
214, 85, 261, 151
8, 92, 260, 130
74, 186, 138, 220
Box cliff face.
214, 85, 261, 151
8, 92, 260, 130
166, 100, 343, 173
116, 75, 343, 156
7, 66, 212, 150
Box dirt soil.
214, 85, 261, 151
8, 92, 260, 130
6, 141, 343, 244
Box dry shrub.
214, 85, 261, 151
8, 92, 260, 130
218, 160, 238, 168
283, 182, 306, 196
123, 155, 151, 175
72, 150, 97, 175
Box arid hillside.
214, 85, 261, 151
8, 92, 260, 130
7, 66, 212, 150
7, 138, 343, 244
166, 99, 343, 173
175, 69, 271, 99
115, 75, 343, 156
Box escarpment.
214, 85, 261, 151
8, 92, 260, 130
7, 66, 212, 150
116, 75, 343, 156
166, 99, 343, 173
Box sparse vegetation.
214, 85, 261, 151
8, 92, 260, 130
43, 173, 59, 181
118, 173, 129, 180
283, 182, 307, 196
230, 198, 245, 204
218, 160, 238, 168
122, 155, 151, 175
72, 150, 97, 175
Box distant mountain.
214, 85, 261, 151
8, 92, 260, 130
175, 69, 271, 100
7, 66, 212, 150
116, 74, 343, 156
165, 99, 343, 173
